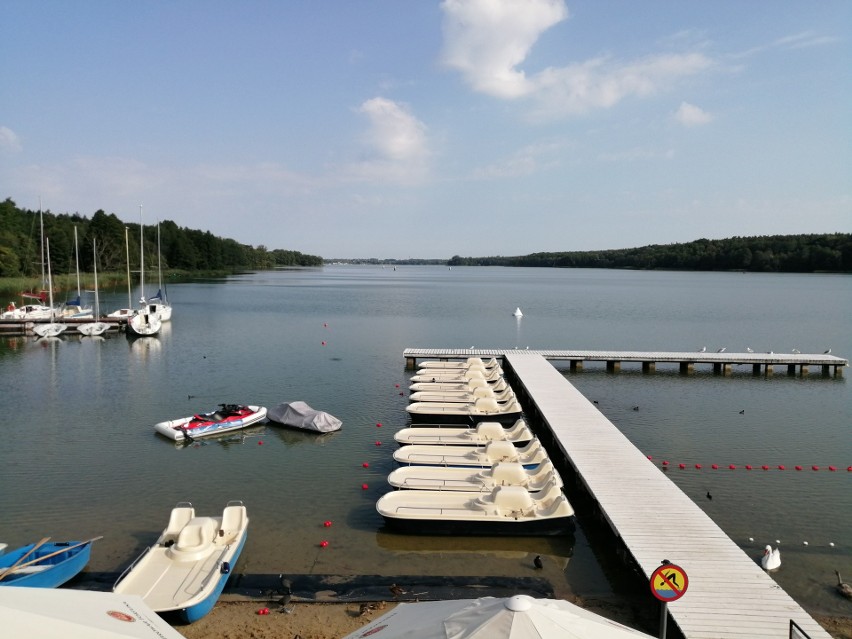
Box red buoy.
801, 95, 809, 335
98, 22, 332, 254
778, 465, 786, 470
395, 384, 400, 388
762, 465, 769, 470
375, 441, 382, 446
662, 460, 669, 466
678, 463, 686, 469
362, 462, 369, 468
324, 520, 332, 527
729, 464, 736, 470
828, 466, 837, 471
376, 422, 382, 428
321, 341, 326, 346
812, 465, 819, 471
745, 465, 753, 470
695, 463, 702, 469
712, 464, 719, 470
320, 540, 329, 548
362, 483, 368, 490
258, 441, 263, 445
795, 465, 803, 471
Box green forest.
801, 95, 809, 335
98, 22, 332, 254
0, 197, 322, 280
448, 233, 852, 272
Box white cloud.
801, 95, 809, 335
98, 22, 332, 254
441, 0, 568, 98
472, 140, 566, 179
674, 101, 714, 126
0, 126, 22, 152
348, 97, 430, 183
440, 0, 714, 118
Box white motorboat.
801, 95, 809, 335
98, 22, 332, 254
409, 377, 511, 393
113, 500, 248, 623
408, 386, 516, 404
376, 481, 574, 536
406, 397, 523, 425
410, 368, 503, 384
394, 419, 533, 446
417, 357, 501, 370
393, 439, 548, 469
387, 459, 563, 492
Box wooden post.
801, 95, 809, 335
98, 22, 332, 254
679, 361, 694, 375
570, 360, 583, 372
606, 360, 621, 373
642, 361, 656, 374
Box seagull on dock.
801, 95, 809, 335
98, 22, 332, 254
792, 348, 800, 354
746, 347, 753, 353
717, 347, 726, 353
699, 346, 706, 352
824, 348, 832, 354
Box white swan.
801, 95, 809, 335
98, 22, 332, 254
761, 545, 781, 570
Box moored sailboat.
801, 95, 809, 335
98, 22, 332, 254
77, 239, 109, 336
127, 206, 161, 337
32, 239, 67, 338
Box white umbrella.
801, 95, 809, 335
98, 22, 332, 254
343, 594, 655, 639
0, 587, 186, 639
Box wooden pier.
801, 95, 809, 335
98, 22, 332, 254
404, 348, 847, 378
484, 353, 832, 638
0, 317, 126, 335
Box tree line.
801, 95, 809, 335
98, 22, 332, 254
0, 198, 323, 279
448, 234, 852, 272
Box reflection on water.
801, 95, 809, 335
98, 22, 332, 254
0, 267, 849, 617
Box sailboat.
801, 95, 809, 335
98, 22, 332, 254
107, 227, 135, 320
2, 204, 52, 320
127, 206, 161, 337
77, 239, 109, 336
146, 222, 172, 321
32, 238, 67, 338
60, 226, 93, 319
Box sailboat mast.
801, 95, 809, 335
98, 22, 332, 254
124, 227, 131, 309
74, 226, 82, 299
139, 205, 145, 305
157, 222, 163, 294
45, 238, 54, 312
92, 238, 100, 318
39, 199, 45, 289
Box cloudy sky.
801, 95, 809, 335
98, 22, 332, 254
1, 1, 849, 259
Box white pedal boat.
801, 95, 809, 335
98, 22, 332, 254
387, 459, 563, 492
407, 397, 523, 425
408, 386, 516, 404
113, 501, 248, 623
409, 377, 511, 393
376, 481, 574, 536
394, 419, 533, 446
417, 357, 501, 370
393, 439, 548, 469
409, 368, 503, 384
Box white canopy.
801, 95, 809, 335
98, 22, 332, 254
0, 587, 186, 639
342, 594, 655, 639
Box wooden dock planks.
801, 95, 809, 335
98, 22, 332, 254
504, 353, 832, 639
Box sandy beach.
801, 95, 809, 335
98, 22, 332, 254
176, 597, 852, 639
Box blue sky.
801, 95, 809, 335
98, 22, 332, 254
1, 1, 849, 259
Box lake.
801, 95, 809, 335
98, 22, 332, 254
0, 266, 849, 617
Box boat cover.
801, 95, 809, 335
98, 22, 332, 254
268, 401, 342, 433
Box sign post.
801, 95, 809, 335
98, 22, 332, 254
650, 560, 688, 639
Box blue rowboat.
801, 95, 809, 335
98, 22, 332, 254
0, 540, 95, 588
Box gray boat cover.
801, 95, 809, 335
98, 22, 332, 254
268, 401, 342, 433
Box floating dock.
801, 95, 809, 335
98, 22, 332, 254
451, 352, 832, 639
404, 348, 847, 378
0, 317, 126, 335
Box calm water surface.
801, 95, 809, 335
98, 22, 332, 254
1, 266, 849, 616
